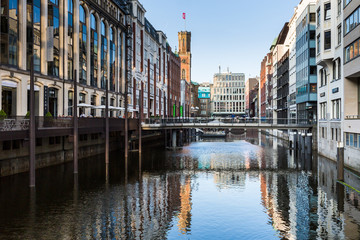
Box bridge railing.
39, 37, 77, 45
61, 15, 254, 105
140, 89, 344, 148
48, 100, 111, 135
143, 118, 315, 126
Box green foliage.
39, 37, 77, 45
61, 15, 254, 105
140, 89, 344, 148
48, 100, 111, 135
0, 110, 7, 120
45, 112, 53, 119
25, 111, 30, 119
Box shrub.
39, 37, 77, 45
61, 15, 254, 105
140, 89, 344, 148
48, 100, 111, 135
0, 110, 7, 120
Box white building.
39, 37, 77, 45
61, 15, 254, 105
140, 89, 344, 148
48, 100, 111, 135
316, 0, 344, 160
211, 70, 246, 116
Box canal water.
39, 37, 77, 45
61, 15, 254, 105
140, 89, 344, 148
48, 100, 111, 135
1, 133, 360, 239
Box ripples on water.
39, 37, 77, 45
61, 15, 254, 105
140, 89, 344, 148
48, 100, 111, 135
1, 133, 360, 239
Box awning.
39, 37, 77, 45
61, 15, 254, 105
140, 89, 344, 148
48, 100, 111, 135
78, 103, 94, 108
94, 105, 124, 111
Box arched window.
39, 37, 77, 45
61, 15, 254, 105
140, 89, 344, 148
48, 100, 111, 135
100, 21, 107, 89
182, 69, 186, 80
1, 0, 19, 66
109, 28, 116, 91
48, 0, 60, 77
90, 14, 98, 87
68, 0, 74, 80
26, 0, 41, 71
79, 5, 87, 85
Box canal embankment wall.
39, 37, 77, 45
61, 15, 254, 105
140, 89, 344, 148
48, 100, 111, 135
0, 132, 165, 177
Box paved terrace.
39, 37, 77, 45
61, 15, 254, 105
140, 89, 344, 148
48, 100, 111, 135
141, 118, 315, 130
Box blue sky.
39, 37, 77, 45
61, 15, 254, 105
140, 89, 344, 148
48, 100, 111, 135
140, 0, 300, 83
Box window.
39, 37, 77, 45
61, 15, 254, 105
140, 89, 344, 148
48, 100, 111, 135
338, 58, 341, 79
317, 7, 321, 26
344, 7, 360, 34
337, 25, 342, 45
68, 0, 74, 80
79, 5, 87, 85
110, 28, 116, 91
324, 3, 331, 20
310, 48, 316, 57
182, 69, 186, 80
333, 61, 336, 80
317, 34, 321, 53
1, 0, 18, 66
27, 0, 41, 71
90, 14, 98, 87
338, 0, 342, 16
344, 0, 352, 7
345, 38, 360, 63
48, 0, 60, 77
310, 30, 316, 40
101, 21, 107, 90
332, 99, 341, 119
310, 13, 316, 22
324, 31, 331, 50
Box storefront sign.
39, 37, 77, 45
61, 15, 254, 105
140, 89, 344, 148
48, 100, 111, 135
332, 87, 339, 94
320, 92, 325, 97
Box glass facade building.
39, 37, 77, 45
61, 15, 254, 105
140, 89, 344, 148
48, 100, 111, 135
296, 5, 317, 121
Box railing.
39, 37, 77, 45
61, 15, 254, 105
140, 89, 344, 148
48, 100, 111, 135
0, 116, 138, 132
143, 117, 315, 126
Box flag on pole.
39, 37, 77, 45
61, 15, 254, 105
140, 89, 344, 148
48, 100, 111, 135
182, 13, 186, 20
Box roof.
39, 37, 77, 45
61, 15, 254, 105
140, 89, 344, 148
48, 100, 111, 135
145, 18, 159, 43
275, 22, 289, 45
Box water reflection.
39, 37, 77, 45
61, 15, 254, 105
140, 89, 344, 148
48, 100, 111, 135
1, 134, 360, 239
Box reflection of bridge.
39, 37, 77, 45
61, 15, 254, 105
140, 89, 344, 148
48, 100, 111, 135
142, 118, 314, 130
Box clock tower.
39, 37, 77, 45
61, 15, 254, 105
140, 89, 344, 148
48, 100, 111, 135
178, 31, 191, 83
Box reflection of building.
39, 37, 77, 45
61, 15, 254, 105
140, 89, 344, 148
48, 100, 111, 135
178, 176, 192, 234
211, 69, 246, 117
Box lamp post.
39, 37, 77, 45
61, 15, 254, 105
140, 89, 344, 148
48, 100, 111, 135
29, 56, 36, 187
124, 1, 132, 160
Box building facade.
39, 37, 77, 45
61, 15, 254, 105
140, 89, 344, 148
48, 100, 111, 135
198, 85, 211, 117
296, 3, 317, 122
211, 71, 246, 117
0, 0, 129, 118
245, 77, 258, 116
316, 0, 344, 160
178, 31, 191, 117
343, 0, 360, 166
168, 47, 181, 117
190, 81, 200, 117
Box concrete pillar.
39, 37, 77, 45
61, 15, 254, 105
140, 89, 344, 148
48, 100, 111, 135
172, 130, 177, 148
337, 142, 345, 181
